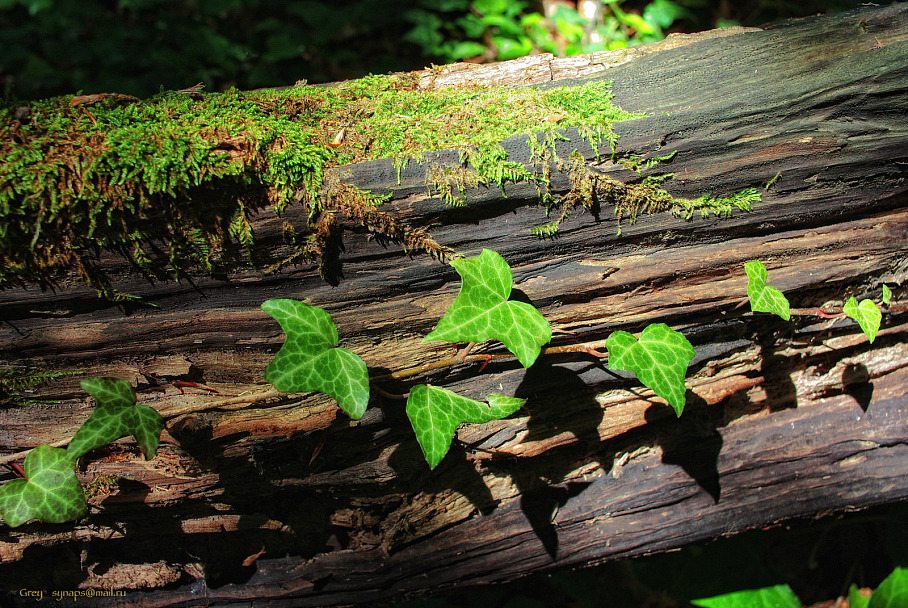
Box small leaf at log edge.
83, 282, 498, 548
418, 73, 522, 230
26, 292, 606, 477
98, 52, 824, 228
744, 260, 791, 321
406, 385, 525, 469
843, 297, 881, 344
262, 299, 370, 419
67, 377, 163, 460
606, 323, 695, 416
0, 445, 87, 527
424, 249, 551, 368
691, 584, 801, 608
869, 567, 908, 607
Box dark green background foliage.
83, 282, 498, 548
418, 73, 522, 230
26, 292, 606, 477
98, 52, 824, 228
0, 0, 426, 99
0, 0, 896, 100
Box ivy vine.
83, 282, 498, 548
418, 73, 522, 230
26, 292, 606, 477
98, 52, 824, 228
0, 378, 162, 526
0, 252, 892, 526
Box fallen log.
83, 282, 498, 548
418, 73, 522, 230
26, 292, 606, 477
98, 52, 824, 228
1, 3, 907, 606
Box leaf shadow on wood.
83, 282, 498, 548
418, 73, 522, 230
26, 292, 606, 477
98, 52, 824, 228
756, 325, 799, 413
0, 523, 94, 590
380, 353, 614, 559
382, 429, 501, 550
317, 221, 346, 287
517, 478, 593, 559
842, 362, 874, 413
386, 439, 501, 514
492, 357, 615, 559
644, 392, 723, 503
146, 419, 345, 588
374, 385, 504, 552
92, 479, 324, 590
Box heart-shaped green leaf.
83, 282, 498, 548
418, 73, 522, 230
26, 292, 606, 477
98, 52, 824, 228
692, 584, 801, 608
882, 284, 892, 306
0, 445, 87, 527
844, 297, 882, 344
262, 299, 370, 419
406, 384, 525, 469
744, 260, 791, 321
425, 249, 551, 368
66, 378, 164, 461
606, 323, 695, 416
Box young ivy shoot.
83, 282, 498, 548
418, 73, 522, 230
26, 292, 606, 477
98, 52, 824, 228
0, 378, 164, 527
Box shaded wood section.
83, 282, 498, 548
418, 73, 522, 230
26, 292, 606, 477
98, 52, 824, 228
1, 4, 907, 606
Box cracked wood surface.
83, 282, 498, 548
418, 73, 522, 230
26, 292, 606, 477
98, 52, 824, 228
1, 4, 908, 606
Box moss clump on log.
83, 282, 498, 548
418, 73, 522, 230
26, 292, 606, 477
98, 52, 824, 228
0, 71, 747, 298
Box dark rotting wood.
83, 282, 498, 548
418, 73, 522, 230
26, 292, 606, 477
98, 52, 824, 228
1, 4, 907, 606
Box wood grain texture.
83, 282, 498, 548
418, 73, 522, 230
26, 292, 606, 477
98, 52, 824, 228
1, 4, 907, 606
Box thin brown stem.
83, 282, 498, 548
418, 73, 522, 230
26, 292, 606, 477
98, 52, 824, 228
456, 342, 475, 363
371, 384, 409, 400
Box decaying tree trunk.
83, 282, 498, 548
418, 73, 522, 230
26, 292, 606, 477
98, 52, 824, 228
2, 4, 908, 606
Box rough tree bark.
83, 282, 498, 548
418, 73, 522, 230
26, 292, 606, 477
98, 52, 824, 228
1, 4, 908, 606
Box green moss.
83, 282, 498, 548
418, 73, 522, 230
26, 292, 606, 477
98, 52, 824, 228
531, 150, 759, 238
1, 72, 752, 296
529, 221, 560, 237
619, 150, 678, 173
1, 87, 336, 293
0, 365, 81, 407
84, 473, 125, 499
679, 188, 760, 220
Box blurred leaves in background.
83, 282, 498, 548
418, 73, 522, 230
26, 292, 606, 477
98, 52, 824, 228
404, 0, 696, 63
0, 0, 896, 100
1, 0, 426, 99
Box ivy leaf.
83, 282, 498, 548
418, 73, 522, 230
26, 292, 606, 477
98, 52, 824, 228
0, 445, 87, 527
691, 584, 801, 608
744, 260, 791, 321
262, 299, 370, 420
606, 323, 695, 416
425, 249, 552, 368
66, 378, 163, 461
406, 384, 525, 469
843, 297, 882, 344
882, 284, 892, 306
870, 567, 908, 608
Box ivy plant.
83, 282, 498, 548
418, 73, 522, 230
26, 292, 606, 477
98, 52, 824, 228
2, 249, 894, 524
0, 445, 87, 527
261, 298, 370, 419
425, 249, 552, 368
744, 261, 887, 343
606, 323, 695, 416
857, 566, 908, 607
67, 377, 164, 460
843, 297, 882, 344
744, 260, 790, 321
693, 567, 908, 608
0, 379, 163, 527
691, 584, 802, 608
406, 385, 525, 469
